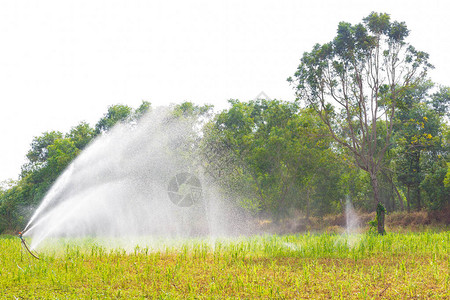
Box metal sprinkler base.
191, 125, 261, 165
18, 231, 40, 260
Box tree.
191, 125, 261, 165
288, 12, 433, 234
429, 86, 450, 118
66, 122, 95, 150
171, 101, 212, 119
95, 104, 133, 134
168, 101, 214, 167
392, 82, 446, 210
21, 131, 64, 176
0, 184, 28, 233
201, 99, 340, 220
133, 100, 152, 120
46, 138, 80, 175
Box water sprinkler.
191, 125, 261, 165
18, 231, 40, 260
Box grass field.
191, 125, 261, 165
1, 231, 449, 299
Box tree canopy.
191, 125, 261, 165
288, 12, 435, 233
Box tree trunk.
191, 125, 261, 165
382, 169, 404, 211
370, 173, 385, 235
377, 203, 386, 235
390, 183, 395, 211
416, 188, 421, 210
392, 183, 404, 211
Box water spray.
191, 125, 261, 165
18, 231, 40, 260
167, 172, 202, 207
20, 108, 242, 249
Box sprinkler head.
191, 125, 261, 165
18, 231, 40, 260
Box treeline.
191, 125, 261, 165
201, 92, 448, 220
1, 12, 449, 234
0, 93, 448, 233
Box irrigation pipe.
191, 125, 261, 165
18, 231, 40, 260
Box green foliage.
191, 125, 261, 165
368, 203, 387, 235
133, 100, 152, 120
0, 185, 26, 232
367, 218, 377, 235
94, 104, 133, 134
444, 163, 450, 189
392, 81, 449, 210
339, 167, 373, 211
202, 99, 343, 220
429, 86, 450, 117
1, 233, 449, 298
420, 153, 449, 209
172, 101, 213, 119
47, 139, 79, 174
22, 131, 64, 175
66, 122, 95, 150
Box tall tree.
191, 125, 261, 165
288, 12, 432, 234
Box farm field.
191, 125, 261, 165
0, 231, 449, 299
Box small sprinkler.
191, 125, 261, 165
18, 230, 40, 260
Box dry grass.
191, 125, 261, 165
255, 207, 450, 235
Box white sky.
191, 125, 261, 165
1, 0, 449, 182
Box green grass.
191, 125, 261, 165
1, 232, 449, 299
